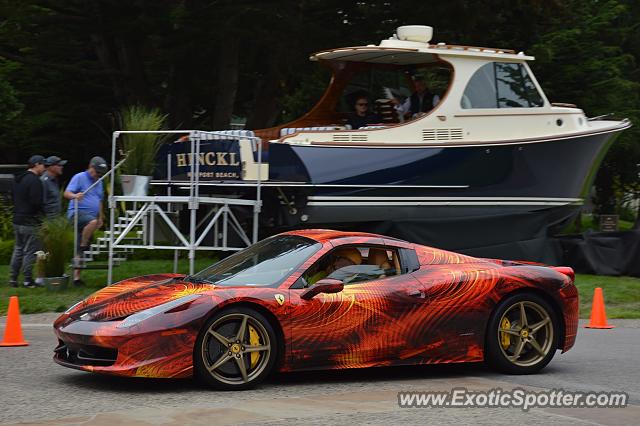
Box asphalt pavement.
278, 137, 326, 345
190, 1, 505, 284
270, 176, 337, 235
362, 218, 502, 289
0, 313, 638, 425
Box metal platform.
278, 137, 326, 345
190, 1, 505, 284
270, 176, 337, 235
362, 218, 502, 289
89, 130, 264, 284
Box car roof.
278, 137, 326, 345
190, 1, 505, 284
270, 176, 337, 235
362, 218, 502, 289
281, 229, 408, 244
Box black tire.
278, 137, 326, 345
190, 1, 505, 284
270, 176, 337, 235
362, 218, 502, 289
485, 292, 559, 374
194, 307, 278, 390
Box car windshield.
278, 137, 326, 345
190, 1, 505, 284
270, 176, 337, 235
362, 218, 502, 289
192, 235, 321, 287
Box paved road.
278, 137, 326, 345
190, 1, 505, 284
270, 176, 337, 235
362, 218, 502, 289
0, 314, 638, 425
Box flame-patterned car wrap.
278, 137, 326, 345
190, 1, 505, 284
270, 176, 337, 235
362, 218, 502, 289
53, 229, 578, 378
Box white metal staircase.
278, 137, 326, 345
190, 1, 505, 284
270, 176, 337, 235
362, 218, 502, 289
74, 210, 144, 270
73, 130, 264, 282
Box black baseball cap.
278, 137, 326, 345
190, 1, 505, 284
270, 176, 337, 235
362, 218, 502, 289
45, 156, 68, 166
89, 156, 108, 176
28, 155, 45, 167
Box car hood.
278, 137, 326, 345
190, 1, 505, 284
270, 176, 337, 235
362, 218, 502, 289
68, 274, 214, 321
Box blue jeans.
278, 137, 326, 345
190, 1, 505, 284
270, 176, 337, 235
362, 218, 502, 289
10, 224, 41, 283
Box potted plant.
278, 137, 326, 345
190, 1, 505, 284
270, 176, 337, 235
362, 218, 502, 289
37, 216, 73, 291
119, 105, 167, 196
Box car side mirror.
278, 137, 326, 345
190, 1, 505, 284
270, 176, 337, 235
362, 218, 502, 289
300, 278, 344, 300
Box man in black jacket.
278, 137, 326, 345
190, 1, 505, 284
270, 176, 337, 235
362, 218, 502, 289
392, 75, 440, 119
9, 155, 46, 288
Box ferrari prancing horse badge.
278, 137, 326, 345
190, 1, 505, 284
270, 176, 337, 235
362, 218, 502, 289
275, 294, 285, 305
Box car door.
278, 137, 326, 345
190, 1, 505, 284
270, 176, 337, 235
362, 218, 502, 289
409, 261, 488, 363
287, 243, 429, 371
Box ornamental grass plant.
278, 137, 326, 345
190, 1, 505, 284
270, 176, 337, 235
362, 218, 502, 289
38, 215, 73, 277
119, 105, 168, 176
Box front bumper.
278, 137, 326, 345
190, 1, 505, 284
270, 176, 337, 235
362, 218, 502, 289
53, 312, 205, 378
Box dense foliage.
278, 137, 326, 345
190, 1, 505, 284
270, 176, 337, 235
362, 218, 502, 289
0, 0, 638, 220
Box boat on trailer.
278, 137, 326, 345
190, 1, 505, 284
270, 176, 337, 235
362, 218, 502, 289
152, 25, 631, 260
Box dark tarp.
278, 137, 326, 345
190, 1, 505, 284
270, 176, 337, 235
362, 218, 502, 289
355, 206, 573, 265
354, 208, 640, 276
555, 229, 640, 277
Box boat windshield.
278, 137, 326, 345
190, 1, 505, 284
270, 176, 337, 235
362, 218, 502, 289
339, 65, 451, 125
191, 235, 322, 287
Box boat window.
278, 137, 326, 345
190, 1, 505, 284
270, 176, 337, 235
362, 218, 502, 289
461, 62, 544, 109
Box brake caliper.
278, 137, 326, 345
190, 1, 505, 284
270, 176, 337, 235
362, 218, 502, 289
248, 325, 261, 368
500, 317, 511, 349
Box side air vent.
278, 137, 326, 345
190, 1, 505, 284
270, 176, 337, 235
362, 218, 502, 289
450, 128, 464, 140
422, 128, 464, 142
332, 134, 369, 142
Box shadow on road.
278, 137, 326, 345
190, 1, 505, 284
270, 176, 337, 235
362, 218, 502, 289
57, 361, 490, 393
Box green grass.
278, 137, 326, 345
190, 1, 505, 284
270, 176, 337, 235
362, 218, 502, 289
574, 274, 640, 319
0, 258, 213, 315
560, 213, 635, 234
1, 261, 639, 318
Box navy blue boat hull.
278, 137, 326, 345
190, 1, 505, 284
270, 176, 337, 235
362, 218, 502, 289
261, 129, 625, 262
268, 130, 616, 200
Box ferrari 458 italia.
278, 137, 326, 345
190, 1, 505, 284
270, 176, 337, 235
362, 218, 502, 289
54, 230, 578, 389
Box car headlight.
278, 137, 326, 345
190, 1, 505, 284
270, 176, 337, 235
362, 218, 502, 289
65, 300, 84, 314
116, 294, 202, 329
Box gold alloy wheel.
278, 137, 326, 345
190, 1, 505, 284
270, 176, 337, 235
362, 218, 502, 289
202, 313, 271, 385
497, 301, 554, 367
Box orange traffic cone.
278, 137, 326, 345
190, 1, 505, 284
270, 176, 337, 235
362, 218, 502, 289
584, 287, 615, 329
0, 296, 29, 346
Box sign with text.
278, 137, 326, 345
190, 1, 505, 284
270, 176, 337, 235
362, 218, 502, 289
599, 214, 619, 232
169, 139, 242, 180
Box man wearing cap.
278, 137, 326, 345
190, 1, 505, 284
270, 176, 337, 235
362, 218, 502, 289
9, 155, 46, 288
41, 156, 67, 218
64, 156, 108, 286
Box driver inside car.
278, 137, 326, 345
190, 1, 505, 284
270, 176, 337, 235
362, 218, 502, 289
306, 248, 362, 285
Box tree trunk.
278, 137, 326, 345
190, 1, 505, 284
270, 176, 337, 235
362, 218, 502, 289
164, 62, 193, 129
211, 38, 240, 129
113, 35, 153, 106
245, 60, 282, 130
90, 32, 127, 105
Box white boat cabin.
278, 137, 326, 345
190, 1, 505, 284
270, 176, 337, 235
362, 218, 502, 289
251, 25, 614, 146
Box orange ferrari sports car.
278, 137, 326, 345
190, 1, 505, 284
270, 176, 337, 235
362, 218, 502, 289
54, 230, 578, 390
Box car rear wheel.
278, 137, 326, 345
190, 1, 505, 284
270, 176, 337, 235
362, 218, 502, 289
194, 307, 277, 390
485, 292, 558, 374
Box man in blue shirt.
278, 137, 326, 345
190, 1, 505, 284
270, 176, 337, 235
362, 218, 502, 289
64, 156, 108, 286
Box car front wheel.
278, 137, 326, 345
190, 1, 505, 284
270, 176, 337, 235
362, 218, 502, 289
194, 307, 277, 390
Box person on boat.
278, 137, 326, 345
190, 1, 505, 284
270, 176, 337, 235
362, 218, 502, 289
393, 75, 440, 119
346, 95, 382, 129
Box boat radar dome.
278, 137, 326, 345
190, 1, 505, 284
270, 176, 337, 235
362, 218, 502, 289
379, 25, 433, 48
396, 26, 433, 43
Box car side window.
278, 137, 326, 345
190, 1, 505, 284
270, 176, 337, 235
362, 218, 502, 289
326, 264, 388, 284
301, 246, 402, 287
